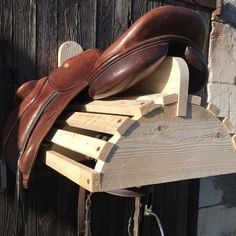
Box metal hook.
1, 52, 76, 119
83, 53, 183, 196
144, 205, 165, 236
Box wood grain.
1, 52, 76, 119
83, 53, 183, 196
99, 104, 236, 191
36, 1, 58, 236
0, 1, 214, 236
58, 112, 134, 135
79, 0, 97, 49
96, 0, 115, 50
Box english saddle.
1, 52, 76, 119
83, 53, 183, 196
2, 6, 208, 191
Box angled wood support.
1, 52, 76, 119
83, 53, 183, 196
124, 56, 189, 116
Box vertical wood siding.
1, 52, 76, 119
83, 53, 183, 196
0, 1, 212, 235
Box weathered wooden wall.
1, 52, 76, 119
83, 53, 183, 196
0, 1, 213, 235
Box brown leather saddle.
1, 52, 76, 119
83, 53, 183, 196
2, 6, 208, 190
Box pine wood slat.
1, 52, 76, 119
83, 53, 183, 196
135, 93, 178, 105
58, 112, 134, 135
46, 129, 113, 161
44, 150, 101, 192
188, 95, 202, 106
207, 103, 221, 117
70, 99, 158, 116
223, 117, 235, 134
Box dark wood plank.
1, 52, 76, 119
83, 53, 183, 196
113, 0, 131, 40
79, 0, 97, 49
13, 0, 36, 87
187, 180, 200, 236
179, 0, 217, 9
36, 1, 58, 235
96, 0, 115, 50
12, 2, 37, 235
56, 175, 78, 236
0, 0, 14, 131
131, 0, 148, 22
36, 0, 58, 78
0, 1, 15, 236
56, 2, 81, 235
58, 0, 79, 47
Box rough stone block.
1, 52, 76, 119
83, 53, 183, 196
208, 22, 236, 84
207, 83, 230, 117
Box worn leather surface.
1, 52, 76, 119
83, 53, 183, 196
3, 49, 100, 187
89, 6, 208, 99
2, 6, 208, 189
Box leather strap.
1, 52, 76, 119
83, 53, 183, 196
0, 158, 7, 192
14, 164, 25, 236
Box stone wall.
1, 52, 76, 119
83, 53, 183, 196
198, 1, 236, 235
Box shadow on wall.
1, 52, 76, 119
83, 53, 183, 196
0, 37, 36, 145
221, 3, 236, 27
213, 173, 236, 208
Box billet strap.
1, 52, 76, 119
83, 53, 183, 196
14, 163, 26, 236
0, 158, 7, 191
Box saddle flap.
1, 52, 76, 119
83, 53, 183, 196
48, 49, 101, 91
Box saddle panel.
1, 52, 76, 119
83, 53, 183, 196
89, 42, 169, 99
2, 49, 100, 179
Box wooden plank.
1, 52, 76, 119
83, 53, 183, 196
131, 0, 147, 22
223, 117, 235, 134
46, 129, 113, 161
12, 1, 37, 236
179, 0, 218, 9
58, 41, 83, 67
207, 103, 221, 117
13, 0, 36, 86
58, 112, 134, 135
124, 57, 189, 116
57, 0, 79, 45
136, 93, 178, 105
99, 104, 236, 191
188, 95, 202, 105
36, 0, 58, 77
44, 150, 101, 192
113, 0, 131, 40
41, 143, 85, 162
96, 0, 115, 50
36, 1, 58, 236
71, 99, 159, 116
56, 2, 89, 235
232, 134, 236, 150
78, 0, 97, 49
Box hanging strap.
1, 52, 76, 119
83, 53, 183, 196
0, 158, 7, 192
78, 187, 92, 236
14, 162, 25, 236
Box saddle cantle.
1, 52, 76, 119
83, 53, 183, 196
89, 6, 208, 99
2, 6, 208, 189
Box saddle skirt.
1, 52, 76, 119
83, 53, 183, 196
2, 6, 208, 189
